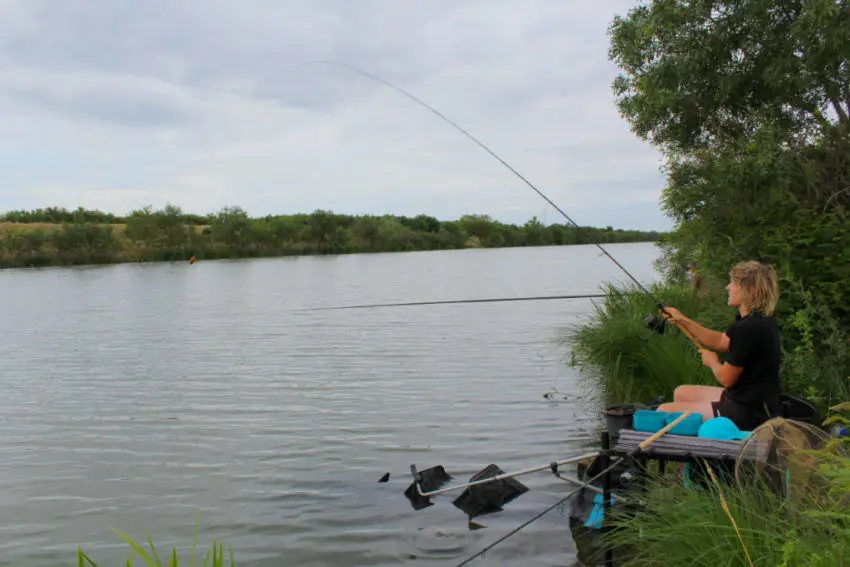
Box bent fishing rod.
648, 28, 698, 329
298, 61, 702, 347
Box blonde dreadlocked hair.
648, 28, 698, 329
730, 261, 780, 316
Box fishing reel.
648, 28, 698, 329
644, 313, 667, 334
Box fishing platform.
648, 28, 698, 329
567, 393, 825, 567
401, 391, 836, 567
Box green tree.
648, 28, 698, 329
458, 214, 496, 243
210, 206, 254, 250
608, 0, 850, 326
609, 0, 850, 156
304, 209, 348, 251
523, 216, 554, 246
124, 204, 192, 258
376, 216, 414, 251
350, 216, 381, 249
49, 223, 119, 264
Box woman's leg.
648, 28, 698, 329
656, 401, 716, 421
658, 385, 724, 420
672, 385, 724, 403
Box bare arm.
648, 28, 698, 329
661, 307, 730, 352
682, 319, 730, 353
701, 350, 743, 387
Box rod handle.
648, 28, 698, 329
657, 303, 706, 351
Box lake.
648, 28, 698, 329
0, 242, 662, 567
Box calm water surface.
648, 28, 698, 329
0, 243, 661, 567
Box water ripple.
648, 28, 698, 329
0, 244, 661, 566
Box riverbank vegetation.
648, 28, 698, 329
0, 205, 662, 269
569, 0, 850, 423
564, 0, 850, 565
604, 421, 850, 567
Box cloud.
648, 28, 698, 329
1, 69, 198, 127
0, 0, 672, 231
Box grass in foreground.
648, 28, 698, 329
76, 515, 235, 567
600, 436, 850, 567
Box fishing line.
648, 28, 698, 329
297, 60, 667, 312
297, 292, 606, 312
453, 456, 621, 567
453, 411, 693, 566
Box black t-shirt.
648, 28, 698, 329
722, 312, 782, 417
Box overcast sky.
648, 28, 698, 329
0, 0, 671, 231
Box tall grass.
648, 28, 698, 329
600, 439, 850, 567
76, 515, 235, 567
560, 282, 731, 406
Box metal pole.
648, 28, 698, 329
602, 431, 614, 567
413, 451, 600, 497
556, 474, 605, 495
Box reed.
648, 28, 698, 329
76, 515, 235, 567
559, 282, 728, 406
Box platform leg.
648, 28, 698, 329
601, 431, 614, 567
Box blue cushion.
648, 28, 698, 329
665, 412, 704, 436
633, 410, 668, 433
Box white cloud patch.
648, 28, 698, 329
0, 0, 671, 231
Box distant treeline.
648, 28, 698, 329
0, 205, 664, 268
1, 206, 211, 226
